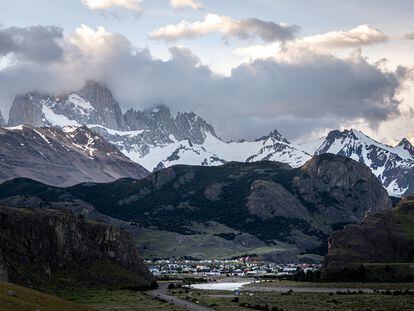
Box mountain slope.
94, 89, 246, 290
0, 282, 91, 311
0, 205, 156, 292
0, 125, 148, 186
321, 195, 414, 281
0, 154, 392, 262
315, 129, 414, 196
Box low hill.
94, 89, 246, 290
0, 206, 156, 294
0, 154, 391, 262
322, 195, 414, 281
0, 281, 91, 311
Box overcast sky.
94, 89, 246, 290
0, 0, 413, 143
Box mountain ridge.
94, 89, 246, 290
0, 124, 148, 186
4, 81, 414, 196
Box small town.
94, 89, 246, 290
146, 257, 321, 278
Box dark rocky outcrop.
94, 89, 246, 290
321, 195, 414, 281
0, 206, 156, 291
293, 154, 392, 223
0, 125, 148, 186
247, 180, 308, 219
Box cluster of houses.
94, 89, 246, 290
146, 257, 321, 278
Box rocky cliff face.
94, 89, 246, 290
293, 154, 392, 223
76, 81, 127, 130
321, 195, 414, 281
0, 125, 148, 186
0, 154, 392, 262
0, 205, 156, 290
7, 82, 127, 130
0, 110, 5, 126
7, 93, 48, 127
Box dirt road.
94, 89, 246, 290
147, 284, 214, 311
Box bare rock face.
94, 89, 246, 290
174, 111, 217, 144
0, 125, 149, 186
0, 205, 156, 290
7, 93, 47, 127
150, 167, 177, 189
204, 183, 225, 201
247, 180, 308, 219
76, 81, 127, 130
8, 81, 127, 131
321, 195, 414, 281
293, 154, 392, 223
0, 110, 5, 126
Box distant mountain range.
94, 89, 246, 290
3, 81, 414, 196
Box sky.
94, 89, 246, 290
0, 0, 413, 143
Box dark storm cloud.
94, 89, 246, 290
0, 25, 64, 63
229, 18, 300, 42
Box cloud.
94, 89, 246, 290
0, 24, 411, 142
170, 0, 203, 10
0, 25, 64, 63
81, 0, 142, 12
150, 14, 299, 43
235, 25, 390, 63
301, 25, 389, 49
405, 33, 414, 40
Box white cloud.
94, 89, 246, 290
235, 25, 389, 63
81, 0, 142, 12
170, 0, 203, 10
150, 14, 299, 43
302, 25, 388, 49
235, 43, 281, 62
405, 33, 414, 40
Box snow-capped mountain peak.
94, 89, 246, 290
315, 128, 414, 196
256, 129, 290, 144
396, 138, 414, 159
